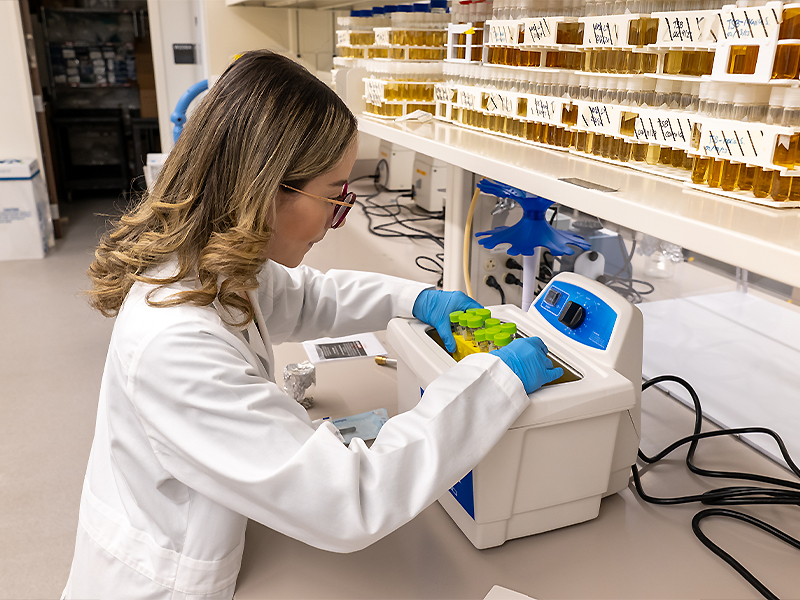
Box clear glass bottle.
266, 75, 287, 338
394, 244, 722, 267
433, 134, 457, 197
738, 165, 757, 192
668, 79, 683, 110
716, 84, 736, 120
703, 81, 720, 117
732, 85, 771, 122
576, 130, 588, 153
771, 171, 792, 201
484, 326, 502, 350
450, 311, 465, 336
752, 167, 774, 198
689, 81, 701, 112
691, 156, 711, 184
767, 86, 786, 125
721, 161, 741, 191
632, 142, 648, 162
466, 314, 484, 342
640, 77, 656, 108
779, 6, 800, 40
494, 332, 512, 350
645, 144, 661, 165
727, 45, 759, 75
707, 159, 725, 188
458, 313, 471, 338
772, 43, 800, 79
671, 149, 687, 169
499, 322, 518, 337
475, 329, 489, 351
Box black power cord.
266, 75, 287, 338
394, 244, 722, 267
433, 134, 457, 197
504, 273, 523, 287
485, 275, 505, 304
505, 258, 523, 270
350, 183, 444, 284
633, 375, 800, 600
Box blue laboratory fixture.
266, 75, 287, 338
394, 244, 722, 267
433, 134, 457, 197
171, 79, 209, 143
474, 179, 589, 257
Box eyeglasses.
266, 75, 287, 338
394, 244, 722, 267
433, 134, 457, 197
280, 183, 356, 229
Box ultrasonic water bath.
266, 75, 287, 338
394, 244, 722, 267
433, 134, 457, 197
388, 272, 643, 549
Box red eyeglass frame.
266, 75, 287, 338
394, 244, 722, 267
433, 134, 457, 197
280, 183, 356, 229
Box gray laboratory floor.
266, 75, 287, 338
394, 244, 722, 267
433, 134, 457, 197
0, 182, 442, 598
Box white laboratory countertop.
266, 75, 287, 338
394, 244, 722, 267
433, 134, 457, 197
233, 335, 798, 600
358, 116, 800, 291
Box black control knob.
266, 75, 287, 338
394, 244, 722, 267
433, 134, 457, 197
559, 301, 586, 329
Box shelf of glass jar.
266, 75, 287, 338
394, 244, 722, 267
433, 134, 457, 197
364, 74, 437, 119
339, 46, 447, 60
431, 79, 800, 206
341, 26, 448, 61
473, 7, 720, 76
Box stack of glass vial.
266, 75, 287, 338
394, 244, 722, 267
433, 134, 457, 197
364, 60, 442, 117
448, 308, 520, 358
388, 0, 451, 60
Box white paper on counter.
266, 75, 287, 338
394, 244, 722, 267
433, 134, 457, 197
484, 585, 537, 600
302, 332, 387, 363
640, 291, 800, 470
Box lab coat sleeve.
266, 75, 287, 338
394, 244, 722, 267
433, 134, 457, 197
259, 262, 431, 344
130, 320, 529, 553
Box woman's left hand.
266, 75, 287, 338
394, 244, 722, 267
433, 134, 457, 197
412, 289, 483, 353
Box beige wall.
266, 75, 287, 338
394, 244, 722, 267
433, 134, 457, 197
147, 0, 336, 150
0, 0, 42, 166
204, 0, 292, 76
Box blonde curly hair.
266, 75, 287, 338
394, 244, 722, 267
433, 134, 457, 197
86, 50, 358, 326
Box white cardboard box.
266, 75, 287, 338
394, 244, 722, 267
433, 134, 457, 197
0, 158, 55, 261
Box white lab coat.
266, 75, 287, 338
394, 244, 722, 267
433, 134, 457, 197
63, 260, 530, 599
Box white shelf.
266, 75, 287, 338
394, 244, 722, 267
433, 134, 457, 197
359, 116, 800, 290
226, 0, 358, 9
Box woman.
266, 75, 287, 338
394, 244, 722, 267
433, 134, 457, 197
63, 50, 561, 599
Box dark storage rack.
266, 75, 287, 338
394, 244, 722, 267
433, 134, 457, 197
39, 4, 158, 199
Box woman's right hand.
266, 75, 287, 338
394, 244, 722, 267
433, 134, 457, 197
491, 337, 563, 394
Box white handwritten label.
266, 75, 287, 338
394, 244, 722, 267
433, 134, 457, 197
364, 79, 384, 105
458, 87, 480, 110
526, 96, 560, 123
487, 20, 519, 46
583, 18, 618, 46
702, 128, 763, 159
629, 115, 692, 147
486, 92, 516, 116
434, 84, 453, 103
336, 31, 350, 46
374, 27, 391, 46
522, 17, 556, 45
578, 102, 613, 129
715, 7, 779, 40
660, 15, 705, 43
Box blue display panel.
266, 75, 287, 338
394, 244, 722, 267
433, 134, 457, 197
535, 282, 617, 350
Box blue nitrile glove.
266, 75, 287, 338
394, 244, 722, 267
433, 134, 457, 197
491, 337, 564, 394
412, 289, 482, 353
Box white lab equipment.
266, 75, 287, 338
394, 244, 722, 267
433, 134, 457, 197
412, 153, 448, 213
377, 140, 415, 190
387, 272, 643, 549
0, 158, 55, 261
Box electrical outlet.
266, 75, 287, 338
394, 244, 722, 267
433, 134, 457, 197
484, 259, 497, 271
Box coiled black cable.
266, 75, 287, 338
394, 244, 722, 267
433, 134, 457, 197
633, 375, 800, 599
350, 183, 444, 283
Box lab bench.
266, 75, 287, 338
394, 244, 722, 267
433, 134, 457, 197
233, 335, 798, 600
